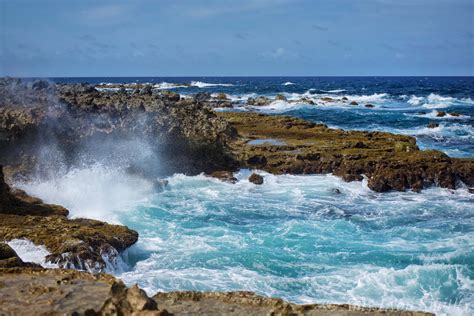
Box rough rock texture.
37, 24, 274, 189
0, 166, 138, 271
2, 79, 471, 192
249, 173, 264, 185
0, 78, 237, 181
153, 291, 433, 316
219, 112, 473, 192
0, 268, 433, 316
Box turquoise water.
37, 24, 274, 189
107, 170, 474, 315
21, 77, 474, 315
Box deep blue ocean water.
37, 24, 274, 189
24, 77, 473, 315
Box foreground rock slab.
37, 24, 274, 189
0, 268, 433, 316
219, 112, 473, 192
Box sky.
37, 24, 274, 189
0, 0, 473, 76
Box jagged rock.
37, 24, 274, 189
0, 78, 238, 179
0, 269, 433, 316
31, 80, 50, 91
216, 92, 228, 100
219, 112, 473, 192
275, 94, 287, 101
161, 90, 180, 102
140, 85, 153, 95
249, 173, 264, 185
194, 92, 211, 103
249, 96, 271, 106
153, 291, 433, 316
0, 166, 138, 271
209, 170, 238, 183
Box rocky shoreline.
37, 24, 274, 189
1, 78, 472, 315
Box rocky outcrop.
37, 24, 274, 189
0, 268, 433, 316
0, 166, 138, 271
1, 78, 472, 194
219, 112, 474, 192
154, 291, 433, 316
0, 78, 238, 181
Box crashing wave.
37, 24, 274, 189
190, 81, 234, 88
282, 82, 295, 86
407, 93, 473, 108
7, 239, 58, 269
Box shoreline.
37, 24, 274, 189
1, 78, 472, 314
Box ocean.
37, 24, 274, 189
19, 77, 474, 315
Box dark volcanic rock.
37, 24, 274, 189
365, 104, 374, 108
249, 173, 264, 185
350, 101, 358, 105
0, 78, 238, 179
427, 122, 439, 128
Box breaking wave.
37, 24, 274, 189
112, 170, 474, 316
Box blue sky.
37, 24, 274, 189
1, 0, 473, 76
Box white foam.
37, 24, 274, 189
17, 164, 154, 223
282, 81, 295, 86
407, 111, 470, 120
321, 89, 347, 93
6, 239, 58, 268
153, 82, 189, 89
190, 81, 234, 88
407, 93, 472, 109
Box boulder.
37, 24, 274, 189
249, 173, 264, 185
140, 85, 153, 95
194, 92, 211, 103
350, 101, 358, 105
365, 104, 374, 108
436, 111, 446, 117
254, 96, 271, 106
215, 93, 228, 100
427, 122, 439, 128
321, 97, 334, 102
275, 94, 287, 101
449, 112, 461, 117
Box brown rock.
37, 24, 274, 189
427, 122, 439, 128
275, 94, 287, 101
209, 171, 238, 183
436, 111, 446, 117
350, 101, 358, 105
249, 173, 264, 185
